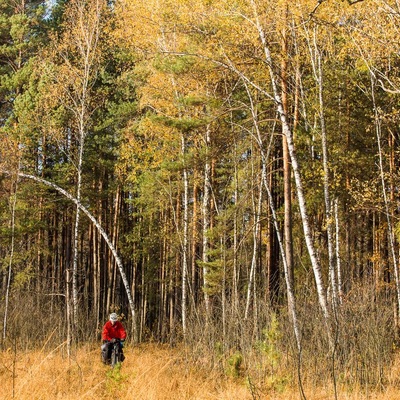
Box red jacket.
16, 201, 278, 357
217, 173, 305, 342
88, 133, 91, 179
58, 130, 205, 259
102, 320, 127, 341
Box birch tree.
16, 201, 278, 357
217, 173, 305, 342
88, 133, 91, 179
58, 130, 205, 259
42, 0, 107, 339
281, 7, 295, 293
202, 124, 212, 315
244, 156, 263, 321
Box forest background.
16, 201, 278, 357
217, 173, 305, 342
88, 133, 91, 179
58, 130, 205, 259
1, 0, 400, 397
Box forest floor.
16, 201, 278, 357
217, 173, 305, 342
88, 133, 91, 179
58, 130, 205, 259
2, 343, 400, 400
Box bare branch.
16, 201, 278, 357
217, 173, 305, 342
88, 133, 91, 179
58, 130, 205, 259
310, 0, 365, 17
310, 0, 327, 17
377, 79, 400, 94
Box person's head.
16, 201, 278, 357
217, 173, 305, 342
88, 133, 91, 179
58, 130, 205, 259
109, 313, 118, 325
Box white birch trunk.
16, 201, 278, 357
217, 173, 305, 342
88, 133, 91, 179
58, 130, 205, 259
72, 139, 83, 331
334, 198, 343, 302
181, 135, 189, 336
202, 125, 211, 314
92, 222, 100, 328
281, 6, 295, 291
221, 236, 227, 341
244, 165, 263, 320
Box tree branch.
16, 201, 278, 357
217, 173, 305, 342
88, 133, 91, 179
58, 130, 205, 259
311, 0, 365, 17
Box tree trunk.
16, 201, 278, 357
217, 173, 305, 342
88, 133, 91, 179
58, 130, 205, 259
181, 134, 189, 336
191, 171, 199, 307
281, 2, 294, 294
334, 199, 343, 302
2, 174, 18, 342
307, 27, 338, 307
72, 139, 83, 334
244, 160, 263, 320
202, 125, 212, 315
232, 143, 239, 314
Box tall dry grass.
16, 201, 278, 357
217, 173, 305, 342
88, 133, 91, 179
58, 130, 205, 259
1, 342, 253, 400
2, 342, 400, 400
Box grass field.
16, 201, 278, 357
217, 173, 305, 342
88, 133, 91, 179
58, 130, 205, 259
2, 343, 400, 399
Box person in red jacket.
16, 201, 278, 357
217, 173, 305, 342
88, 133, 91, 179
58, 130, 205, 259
101, 313, 127, 364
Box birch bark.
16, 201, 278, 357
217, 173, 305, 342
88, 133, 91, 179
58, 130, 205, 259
181, 134, 189, 336
281, 3, 295, 292
244, 163, 263, 320
202, 125, 212, 315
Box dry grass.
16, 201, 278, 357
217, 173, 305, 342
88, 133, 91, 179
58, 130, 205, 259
2, 343, 400, 400
1, 343, 253, 400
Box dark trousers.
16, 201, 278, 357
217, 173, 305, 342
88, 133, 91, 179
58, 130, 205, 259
101, 341, 124, 364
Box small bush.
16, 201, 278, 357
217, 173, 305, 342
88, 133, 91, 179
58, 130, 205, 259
225, 351, 243, 378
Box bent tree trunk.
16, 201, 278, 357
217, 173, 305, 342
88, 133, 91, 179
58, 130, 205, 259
10, 172, 137, 339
